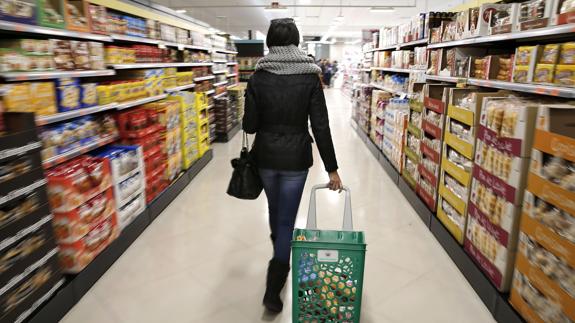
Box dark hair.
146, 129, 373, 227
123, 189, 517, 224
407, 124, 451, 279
266, 18, 300, 47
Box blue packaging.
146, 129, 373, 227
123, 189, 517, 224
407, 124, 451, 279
80, 83, 98, 108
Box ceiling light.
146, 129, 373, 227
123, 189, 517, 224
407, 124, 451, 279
370, 7, 395, 13
264, 2, 288, 11
345, 39, 361, 45
334, 15, 345, 22
175, 9, 187, 13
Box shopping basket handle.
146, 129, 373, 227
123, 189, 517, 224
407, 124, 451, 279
306, 184, 353, 231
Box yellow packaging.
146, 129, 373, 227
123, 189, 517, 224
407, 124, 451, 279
4, 83, 31, 112
533, 64, 555, 83
559, 42, 575, 65
554, 64, 575, 87
516, 46, 537, 65
30, 82, 56, 115
97, 85, 112, 105
540, 44, 560, 64
513, 65, 530, 83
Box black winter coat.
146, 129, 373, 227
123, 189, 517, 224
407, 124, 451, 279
242, 70, 338, 173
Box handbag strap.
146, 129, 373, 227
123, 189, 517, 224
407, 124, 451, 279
242, 131, 250, 149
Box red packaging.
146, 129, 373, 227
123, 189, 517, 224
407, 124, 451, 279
52, 188, 116, 243
46, 156, 112, 213
58, 213, 119, 273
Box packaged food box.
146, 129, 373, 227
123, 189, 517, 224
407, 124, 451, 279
58, 212, 119, 273
87, 3, 107, 34
464, 213, 518, 291
46, 156, 112, 213
113, 171, 145, 206
0, 213, 54, 287
79, 83, 97, 108
2, 83, 31, 112
37, 0, 65, 28
533, 63, 556, 83
0, 49, 30, 72
518, 0, 554, 30
56, 82, 80, 112
0, 251, 62, 323
52, 188, 115, 243
64, 0, 90, 32
478, 97, 538, 155
0, 0, 36, 25
554, 64, 575, 86
553, 0, 575, 25
510, 270, 572, 323
437, 194, 466, 243
117, 192, 145, 230
95, 145, 144, 182
489, 3, 520, 34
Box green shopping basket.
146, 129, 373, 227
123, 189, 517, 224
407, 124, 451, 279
292, 184, 366, 323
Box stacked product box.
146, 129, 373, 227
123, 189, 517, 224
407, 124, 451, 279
417, 84, 452, 211
436, 88, 505, 244
214, 97, 237, 135
208, 105, 216, 143
370, 90, 389, 148
115, 108, 164, 204
195, 93, 211, 157
228, 85, 245, 124
94, 146, 146, 230
464, 97, 539, 291
0, 113, 64, 323
383, 98, 408, 172
47, 155, 119, 273
168, 92, 199, 169
142, 100, 182, 183
402, 93, 423, 190
510, 104, 575, 323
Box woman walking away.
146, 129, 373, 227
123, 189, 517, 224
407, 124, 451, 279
243, 18, 343, 313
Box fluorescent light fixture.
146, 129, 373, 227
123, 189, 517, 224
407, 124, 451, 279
334, 15, 345, 22
175, 9, 187, 13
345, 39, 361, 45
370, 7, 395, 12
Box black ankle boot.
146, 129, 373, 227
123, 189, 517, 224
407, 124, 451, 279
263, 258, 290, 313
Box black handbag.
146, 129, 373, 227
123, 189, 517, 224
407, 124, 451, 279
227, 132, 263, 199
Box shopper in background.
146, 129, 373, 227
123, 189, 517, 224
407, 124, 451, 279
243, 17, 342, 314
323, 61, 333, 88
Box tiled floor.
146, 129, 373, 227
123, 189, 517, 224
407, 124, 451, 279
60, 89, 496, 323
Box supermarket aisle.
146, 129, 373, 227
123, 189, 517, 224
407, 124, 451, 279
60, 89, 495, 323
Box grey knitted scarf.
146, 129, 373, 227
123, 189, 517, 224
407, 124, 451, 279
256, 45, 321, 75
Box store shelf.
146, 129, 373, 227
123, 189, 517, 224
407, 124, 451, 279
165, 84, 195, 92
116, 94, 168, 110
212, 70, 227, 75
427, 23, 575, 49
369, 83, 408, 97
213, 81, 228, 87
214, 48, 238, 54
227, 62, 238, 66
36, 103, 118, 126
215, 123, 241, 143
425, 75, 460, 83
352, 121, 399, 184
426, 75, 575, 98
366, 38, 428, 53
227, 73, 238, 78
0, 20, 112, 42
0, 69, 115, 81
398, 38, 428, 48
212, 59, 227, 63
111, 62, 212, 69
42, 135, 118, 169
213, 92, 227, 99
194, 75, 216, 82
351, 119, 525, 323
371, 67, 413, 73
467, 78, 575, 98
110, 33, 162, 45
28, 151, 212, 323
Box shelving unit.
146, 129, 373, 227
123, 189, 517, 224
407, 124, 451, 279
371, 67, 412, 73
194, 75, 216, 82
0, 20, 113, 41
165, 84, 195, 92
0, 70, 115, 81
116, 94, 168, 110
35, 103, 118, 126
110, 62, 213, 69
213, 81, 228, 87
42, 135, 118, 169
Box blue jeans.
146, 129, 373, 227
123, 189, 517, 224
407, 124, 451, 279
259, 168, 308, 264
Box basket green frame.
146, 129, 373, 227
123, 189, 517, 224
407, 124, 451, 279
291, 185, 366, 323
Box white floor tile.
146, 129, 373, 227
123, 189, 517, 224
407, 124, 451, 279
59, 89, 495, 323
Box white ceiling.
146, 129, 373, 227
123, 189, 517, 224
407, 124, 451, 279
155, 0, 467, 39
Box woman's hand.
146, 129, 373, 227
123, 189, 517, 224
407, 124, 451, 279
328, 171, 343, 192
